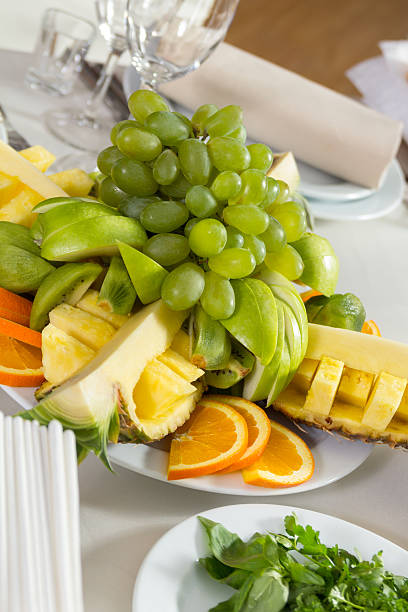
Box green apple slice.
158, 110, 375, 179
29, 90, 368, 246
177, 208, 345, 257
243, 300, 285, 401
221, 278, 277, 365
281, 301, 303, 385
32, 196, 96, 214
191, 305, 231, 370
267, 338, 291, 405
41, 216, 147, 262
0, 220, 41, 255
30, 262, 103, 331
40, 201, 119, 244
119, 241, 168, 304
292, 233, 339, 296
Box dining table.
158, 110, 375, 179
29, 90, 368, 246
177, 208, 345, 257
1, 46, 408, 612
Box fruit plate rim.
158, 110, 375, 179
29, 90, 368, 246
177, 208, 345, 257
2, 385, 373, 497
132, 502, 408, 612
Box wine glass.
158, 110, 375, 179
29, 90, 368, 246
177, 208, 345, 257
126, 0, 239, 92
46, 0, 128, 155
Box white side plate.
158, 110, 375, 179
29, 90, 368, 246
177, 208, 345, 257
3, 386, 372, 497
133, 503, 408, 612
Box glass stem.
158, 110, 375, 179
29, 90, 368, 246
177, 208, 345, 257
139, 76, 157, 92
84, 48, 123, 120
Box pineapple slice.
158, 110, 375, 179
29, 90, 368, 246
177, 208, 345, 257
19, 146, 55, 172
396, 386, 408, 421
337, 366, 374, 408
42, 324, 96, 385
76, 290, 129, 329
292, 358, 318, 392
0, 186, 43, 227
170, 329, 191, 360
0, 173, 20, 204
361, 371, 406, 431
157, 348, 203, 382
303, 356, 344, 416
49, 303, 116, 351
133, 358, 197, 420
49, 168, 94, 197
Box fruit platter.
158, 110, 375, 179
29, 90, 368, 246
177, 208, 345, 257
1, 90, 408, 493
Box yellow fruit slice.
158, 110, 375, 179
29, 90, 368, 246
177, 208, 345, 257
49, 303, 116, 351
49, 168, 94, 197
19, 146, 56, 172
167, 398, 248, 480
242, 420, 314, 488
76, 290, 129, 329
42, 324, 96, 385
157, 348, 203, 382
170, 329, 191, 360
206, 396, 271, 473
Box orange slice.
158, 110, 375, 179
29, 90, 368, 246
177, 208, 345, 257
242, 420, 314, 488
206, 395, 271, 473
0, 287, 32, 326
301, 289, 322, 303
361, 320, 381, 336
167, 398, 248, 480
0, 335, 44, 387
0, 316, 42, 348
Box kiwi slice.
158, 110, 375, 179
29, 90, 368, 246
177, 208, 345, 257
0, 244, 54, 293
98, 256, 136, 315
30, 262, 103, 331
192, 305, 231, 370
0, 221, 41, 255
205, 341, 255, 389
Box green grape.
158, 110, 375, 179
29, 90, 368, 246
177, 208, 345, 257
223, 204, 269, 235
160, 173, 192, 199
247, 143, 273, 172
229, 169, 267, 206
110, 119, 141, 145
97, 146, 125, 176
269, 201, 307, 242
259, 217, 286, 252
144, 111, 190, 146
242, 234, 266, 265
191, 104, 218, 136
152, 149, 180, 185
261, 177, 280, 210
184, 217, 201, 237
188, 219, 227, 257
173, 112, 193, 136
225, 226, 244, 248
128, 90, 169, 123
143, 233, 190, 267
208, 137, 251, 172
211, 171, 242, 201
111, 158, 158, 196
99, 176, 126, 207
274, 179, 290, 205
185, 185, 217, 218
205, 105, 243, 138
228, 125, 247, 143
200, 271, 235, 319
208, 247, 256, 279
116, 126, 162, 162
264, 245, 304, 280
118, 195, 161, 219
178, 139, 212, 185
139, 200, 188, 233
161, 262, 205, 310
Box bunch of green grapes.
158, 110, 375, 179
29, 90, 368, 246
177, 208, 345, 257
96, 90, 307, 316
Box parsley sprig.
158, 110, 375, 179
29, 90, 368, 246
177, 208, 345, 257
198, 514, 408, 611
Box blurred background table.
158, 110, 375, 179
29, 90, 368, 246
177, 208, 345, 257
1, 2, 408, 611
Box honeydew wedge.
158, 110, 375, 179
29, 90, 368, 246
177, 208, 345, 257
41, 215, 147, 261
22, 300, 187, 466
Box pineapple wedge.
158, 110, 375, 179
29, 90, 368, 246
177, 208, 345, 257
49, 168, 94, 197
49, 303, 116, 351
157, 348, 204, 382
273, 323, 408, 447
76, 289, 130, 329
19, 146, 56, 172
303, 356, 343, 416
292, 358, 318, 393
42, 324, 96, 385
0, 186, 43, 227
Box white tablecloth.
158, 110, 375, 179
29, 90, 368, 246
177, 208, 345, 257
1, 48, 408, 612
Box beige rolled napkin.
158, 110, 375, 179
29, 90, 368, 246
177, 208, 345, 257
161, 43, 403, 188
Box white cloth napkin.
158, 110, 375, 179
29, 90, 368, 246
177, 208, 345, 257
161, 42, 403, 189
347, 41, 408, 144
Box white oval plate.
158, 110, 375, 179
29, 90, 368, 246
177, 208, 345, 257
2, 386, 372, 497
133, 503, 408, 612
298, 158, 376, 201
305, 159, 405, 221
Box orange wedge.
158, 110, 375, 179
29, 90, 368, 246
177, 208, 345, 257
0, 335, 44, 387
0, 316, 42, 348
167, 398, 248, 480
301, 289, 322, 303
0, 288, 32, 326
361, 319, 381, 336
206, 396, 271, 473
242, 420, 314, 488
